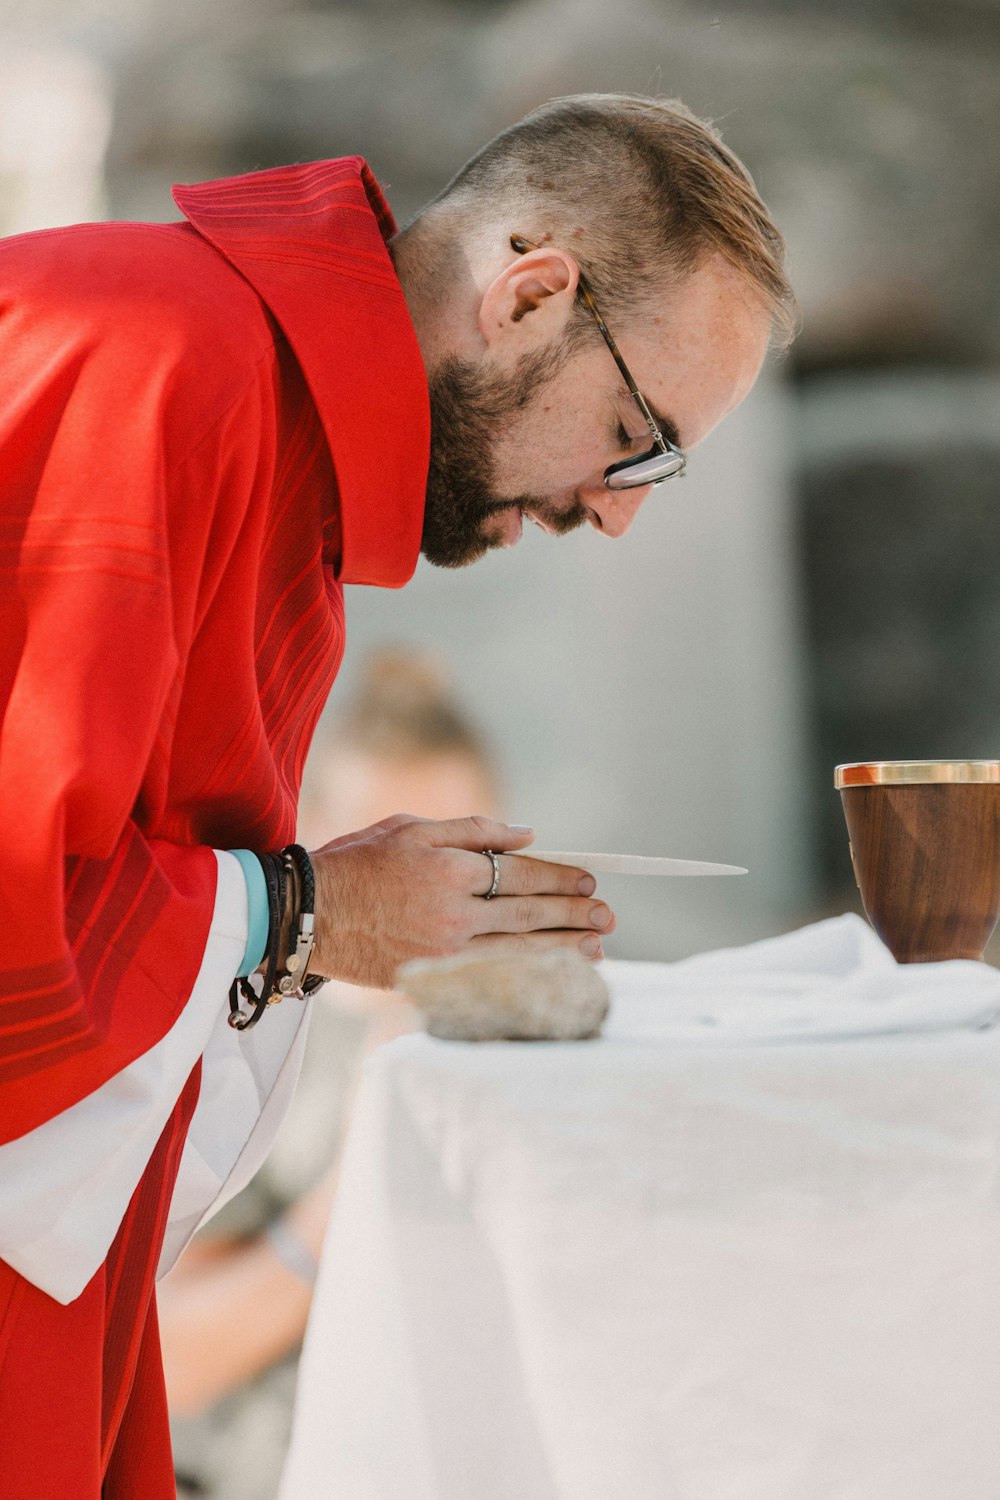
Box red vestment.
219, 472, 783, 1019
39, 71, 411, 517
0, 157, 428, 1495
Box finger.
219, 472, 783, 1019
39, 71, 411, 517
472, 852, 597, 898
471, 893, 614, 938
415, 815, 535, 854
469, 929, 606, 961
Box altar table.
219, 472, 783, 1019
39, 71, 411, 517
281, 917, 1000, 1500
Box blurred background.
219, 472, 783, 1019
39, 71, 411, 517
3, 0, 997, 957
3, 0, 998, 1492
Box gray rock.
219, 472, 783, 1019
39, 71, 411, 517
397, 945, 610, 1042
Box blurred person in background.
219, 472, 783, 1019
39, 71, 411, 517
161, 646, 501, 1500
0, 93, 791, 1495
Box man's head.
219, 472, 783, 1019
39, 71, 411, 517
391, 93, 796, 568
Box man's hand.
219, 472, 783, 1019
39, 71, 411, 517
309, 815, 615, 990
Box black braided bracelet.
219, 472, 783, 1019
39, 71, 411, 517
278, 844, 329, 999
228, 846, 327, 1030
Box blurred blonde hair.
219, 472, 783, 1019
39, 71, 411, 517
322, 647, 496, 776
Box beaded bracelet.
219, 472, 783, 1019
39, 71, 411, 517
228, 844, 328, 1031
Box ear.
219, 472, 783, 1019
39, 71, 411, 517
477, 246, 578, 350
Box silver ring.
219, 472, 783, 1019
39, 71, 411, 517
481, 849, 501, 900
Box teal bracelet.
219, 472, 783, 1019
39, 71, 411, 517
229, 849, 270, 977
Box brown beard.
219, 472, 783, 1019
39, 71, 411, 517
421, 347, 588, 569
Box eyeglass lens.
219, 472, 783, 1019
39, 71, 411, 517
604, 446, 687, 490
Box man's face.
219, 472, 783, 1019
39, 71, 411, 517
420, 253, 773, 570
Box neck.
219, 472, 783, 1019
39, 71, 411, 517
389, 215, 482, 373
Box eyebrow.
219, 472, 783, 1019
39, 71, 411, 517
649, 405, 683, 450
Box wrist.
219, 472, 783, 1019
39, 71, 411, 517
308, 848, 336, 979
229, 845, 327, 1031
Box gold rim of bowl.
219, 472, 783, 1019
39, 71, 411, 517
835, 760, 1000, 787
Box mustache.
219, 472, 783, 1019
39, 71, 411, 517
488, 497, 589, 537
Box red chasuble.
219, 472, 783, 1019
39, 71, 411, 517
0, 158, 428, 1495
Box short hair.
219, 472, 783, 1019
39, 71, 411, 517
435, 93, 797, 348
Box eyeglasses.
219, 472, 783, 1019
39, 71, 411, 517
510, 234, 687, 490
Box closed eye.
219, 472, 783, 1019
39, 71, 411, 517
616, 421, 645, 451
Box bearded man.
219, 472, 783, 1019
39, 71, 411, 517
0, 92, 794, 1495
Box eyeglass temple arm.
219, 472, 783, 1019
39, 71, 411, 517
509, 233, 670, 455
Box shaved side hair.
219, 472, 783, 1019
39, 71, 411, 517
414, 93, 796, 348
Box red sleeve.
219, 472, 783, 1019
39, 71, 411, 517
0, 222, 275, 1144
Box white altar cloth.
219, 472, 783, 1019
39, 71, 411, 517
281, 917, 1000, 1500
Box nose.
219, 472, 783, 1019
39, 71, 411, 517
582, 483, 654, 538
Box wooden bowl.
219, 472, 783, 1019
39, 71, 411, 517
836, 761, 1000, 963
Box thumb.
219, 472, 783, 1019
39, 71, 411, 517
420, 816, 535, 853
